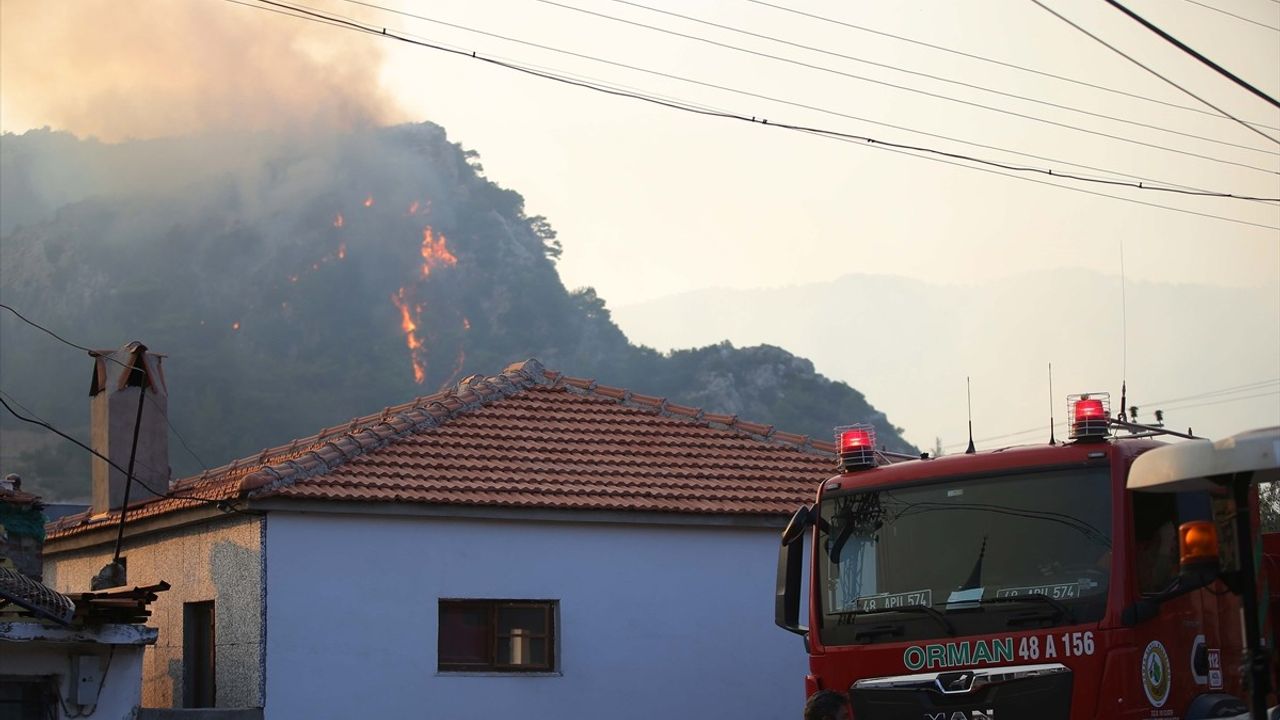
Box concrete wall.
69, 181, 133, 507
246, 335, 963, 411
43, 515, 265, 709
264, 512, 806, 720
0, 639, 146, 719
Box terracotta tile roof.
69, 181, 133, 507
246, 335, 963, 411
47, 360, 837, 540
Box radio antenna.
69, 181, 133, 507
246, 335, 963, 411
1048, 362, 1057, 445
1117, 239, 1129, 423
965, 376, 976, 454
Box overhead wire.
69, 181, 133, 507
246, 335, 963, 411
1180, 0, 1280, 32
338, 0, 1278, 202
0, 392, 246, 512
1029, 0, 1280, 146
598, 0, 1278, 156
1103, 0, 1280, 109
796, 127, 1278, 230
942, 382, 1280, 450
745, 0, 1279, 133
535, 0, 1280, 172
0, 303, 210, 471
258, 0, 1280, 221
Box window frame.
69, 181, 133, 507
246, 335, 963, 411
437, 599, 558, 674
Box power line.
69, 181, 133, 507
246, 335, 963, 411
1143, 378, 1280, 406
1029, 0, 1280, 147
599, 0, 1278, 157
745, 0, 1279, 133
943, 382, 1280, 450
0, 302, 209, 471
1104, 0, 1280, 109
536, 0, 1280, 173
0, 392, 240, 511
259, 0, 1280, 219
1181, 0, 1280, 32
337, 0, 1277, 202
802, 127, 1278, 230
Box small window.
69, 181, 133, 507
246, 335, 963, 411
438, 600, 556, 672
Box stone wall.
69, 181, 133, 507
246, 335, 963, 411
44, 514, 264, 709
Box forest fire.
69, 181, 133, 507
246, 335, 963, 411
419, 227, 457, 279
391, 288, 427, 383
388, 226, 463, 384
363, 195, 374, 208
333, 213, 344, 228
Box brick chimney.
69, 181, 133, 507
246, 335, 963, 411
89, 342, 170, 516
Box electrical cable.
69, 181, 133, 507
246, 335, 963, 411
1144, 378, 1280, 406
0, 303, 209, 470
1103, 0, 1280, 109
337, 0, 1277, 201
1180, 0, 1280, 32
0, 393, 245, 513
232, 0, 1280, 224
797, 127, 1279, 230
746, 0, 1279, 133
599, 0, 1278, 156
1029, 0, 1280, 146
943, 386, 1280, 450
536, 0, 1280, 170
1, 381, 171, 483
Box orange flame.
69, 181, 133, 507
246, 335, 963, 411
407, 201, 419, 215
333, 213, 344, 228
337, 243, 347, 260
462, 317, 471, 331
232, 321, 241, 331
363, 195, 374, 208
419, 227, 458, 279
391, 289, 427, 383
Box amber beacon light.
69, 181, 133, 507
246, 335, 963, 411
1178, 520, 1220, 569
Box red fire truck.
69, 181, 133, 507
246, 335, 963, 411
775, 394, 1279, 719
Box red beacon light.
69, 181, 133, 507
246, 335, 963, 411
835, 424, 877, 471
1068, 392, 1111, 441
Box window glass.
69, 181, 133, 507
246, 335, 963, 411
438, 600, 556, 672
439, 603, 489, 666
817, 467, 1113, 645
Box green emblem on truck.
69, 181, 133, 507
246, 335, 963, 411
903, 638, 1015, 671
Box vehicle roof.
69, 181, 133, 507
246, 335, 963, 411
825, 436, 1166, 491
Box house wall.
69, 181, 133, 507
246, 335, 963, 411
264, 512, 807, 720
43, 515, 265, 709
0, 640, 146, 719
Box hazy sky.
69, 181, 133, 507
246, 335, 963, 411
3, 0, 1277, 443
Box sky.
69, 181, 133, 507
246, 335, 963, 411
2, 0, 1277, 445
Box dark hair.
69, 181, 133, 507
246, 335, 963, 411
803, 690, 848, 720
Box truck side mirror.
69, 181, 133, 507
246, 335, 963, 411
782, 504, 813, 546
776, 504, 812, 636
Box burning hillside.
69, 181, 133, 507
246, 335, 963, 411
0, 122, 914, 499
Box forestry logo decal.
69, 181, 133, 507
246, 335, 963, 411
1142, 640, 1172, 707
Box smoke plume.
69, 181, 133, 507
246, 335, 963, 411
0, 0, 405, 140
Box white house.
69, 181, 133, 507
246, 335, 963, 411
42, 357, 836, 719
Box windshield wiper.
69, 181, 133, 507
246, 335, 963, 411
833, 605, 956, 636
969, 594, 1075, 624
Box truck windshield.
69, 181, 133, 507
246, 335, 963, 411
817, 466, 1112, 644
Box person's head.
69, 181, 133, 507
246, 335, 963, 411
803, 689, 850, 720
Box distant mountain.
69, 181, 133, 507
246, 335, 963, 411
0, 124, 914, 500
614, 272, 1280, 451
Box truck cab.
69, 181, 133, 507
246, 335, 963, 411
776, 404, 1267, 719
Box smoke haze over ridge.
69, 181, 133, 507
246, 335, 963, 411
0, 0, 405, 140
